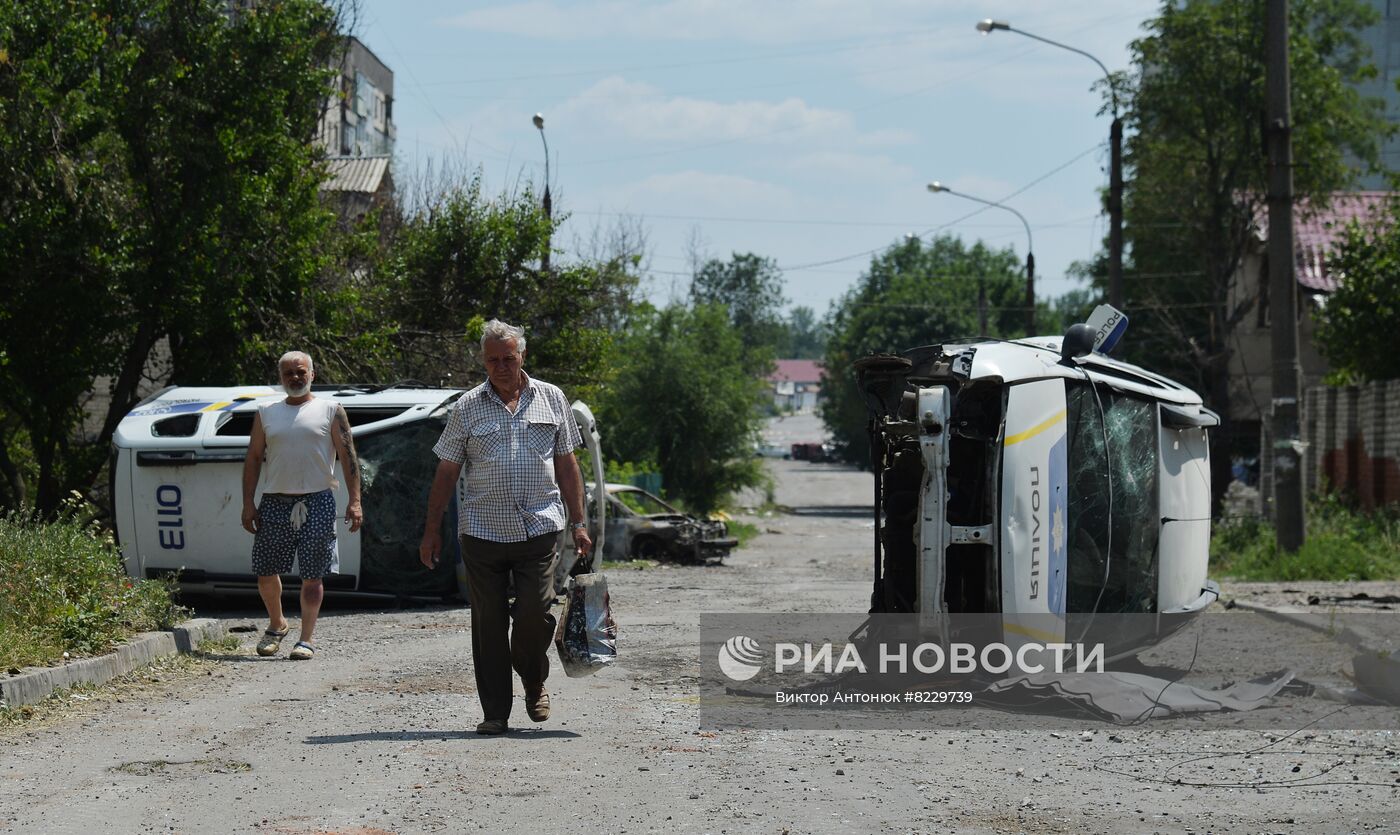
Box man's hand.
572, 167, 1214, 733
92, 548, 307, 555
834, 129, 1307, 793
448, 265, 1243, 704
419, 528, 442, 569
344, 500, 363, 533
571, 525, 593, 559
241, 504, 259, 535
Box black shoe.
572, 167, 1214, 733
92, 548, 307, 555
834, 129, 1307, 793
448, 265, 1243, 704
475, 719, 509, 735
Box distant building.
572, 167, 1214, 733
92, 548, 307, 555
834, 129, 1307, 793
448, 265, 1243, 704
1227, 191, 1391, 434
769, 360, 824, 413
318, 36, 395, 159
322, 155, 393, 224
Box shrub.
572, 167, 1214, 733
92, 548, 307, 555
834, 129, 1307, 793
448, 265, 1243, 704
0, 500, 188, 670
1211, 493, 1400, 581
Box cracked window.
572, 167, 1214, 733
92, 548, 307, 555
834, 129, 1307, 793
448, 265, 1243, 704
356, 416, 457, 596
1065, 382, 1159, 614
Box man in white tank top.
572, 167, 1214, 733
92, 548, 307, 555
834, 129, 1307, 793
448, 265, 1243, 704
240, 351, 363, 660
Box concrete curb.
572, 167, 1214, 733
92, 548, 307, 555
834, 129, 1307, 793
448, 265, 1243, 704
0, 618, 226, 709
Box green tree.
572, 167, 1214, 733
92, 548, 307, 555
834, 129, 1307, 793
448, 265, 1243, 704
1108, 0, 1387, 502
1315, 207, 1400, 382
690, 252, 786, 367
360, 175, 639, 398
779, 305, 827, 359
597, 303, 766, 513
820, 235, 1024, 467
0, 0, 344, 512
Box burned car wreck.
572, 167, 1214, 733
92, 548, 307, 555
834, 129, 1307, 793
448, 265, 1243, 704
855, 318, 1220, 657
593, 483, 737, 563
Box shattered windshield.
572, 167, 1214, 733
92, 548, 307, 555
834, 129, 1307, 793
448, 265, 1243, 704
1064, 381, 1158, 614
356, 416, 458, 596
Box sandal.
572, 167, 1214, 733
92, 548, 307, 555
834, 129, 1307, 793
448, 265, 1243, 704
256, 626, 290, 657
288, 641, 315, 660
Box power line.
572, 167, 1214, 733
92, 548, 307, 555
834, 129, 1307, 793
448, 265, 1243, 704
775, 142, 1105, 271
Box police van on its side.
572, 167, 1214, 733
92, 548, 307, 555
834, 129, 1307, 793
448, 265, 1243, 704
111, 384, 604, 598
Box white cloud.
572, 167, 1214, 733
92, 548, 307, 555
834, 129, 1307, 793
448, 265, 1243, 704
559, 77, 852, 144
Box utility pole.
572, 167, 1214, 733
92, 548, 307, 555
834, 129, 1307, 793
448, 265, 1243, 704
1265, 0, 1305, 551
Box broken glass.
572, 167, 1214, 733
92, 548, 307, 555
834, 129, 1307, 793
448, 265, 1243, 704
356, 416, 459, 596
1065, 382, 1159, 614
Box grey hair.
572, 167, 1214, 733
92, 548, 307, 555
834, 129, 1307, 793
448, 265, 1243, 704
480, 319, 526, 353
278, 350, 313, 373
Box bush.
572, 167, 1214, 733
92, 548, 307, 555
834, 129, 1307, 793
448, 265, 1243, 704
0, 500, 188, 670
1210, 493, 1400, 581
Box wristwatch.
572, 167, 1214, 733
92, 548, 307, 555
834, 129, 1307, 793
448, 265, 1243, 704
569, 521, 587, 531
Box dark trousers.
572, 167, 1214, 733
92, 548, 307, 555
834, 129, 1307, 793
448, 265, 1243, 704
460, 533, 557, 721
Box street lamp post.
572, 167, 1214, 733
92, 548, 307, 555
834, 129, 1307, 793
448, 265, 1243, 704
927, 181, 1035, 335
533, 112, 551, 273
976, 19, 1122, 312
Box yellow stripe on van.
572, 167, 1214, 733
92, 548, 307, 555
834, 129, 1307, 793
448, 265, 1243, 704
200, 402, 231, 412
1003, 409, 1066, 447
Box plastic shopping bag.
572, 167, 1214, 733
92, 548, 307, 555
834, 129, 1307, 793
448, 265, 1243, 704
554, 570, 617, 677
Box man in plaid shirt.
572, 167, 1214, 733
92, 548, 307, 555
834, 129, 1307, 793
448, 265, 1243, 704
419, 319, 592, 735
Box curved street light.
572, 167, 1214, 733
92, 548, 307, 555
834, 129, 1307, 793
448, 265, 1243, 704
976, 19, 1122, 311
533, 112, 551, 272
927, 181, 1036, 334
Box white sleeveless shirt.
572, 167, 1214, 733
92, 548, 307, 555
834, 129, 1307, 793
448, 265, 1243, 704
258, 397, 339, 495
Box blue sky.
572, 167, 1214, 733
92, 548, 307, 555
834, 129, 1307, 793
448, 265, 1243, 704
354, 0, 1162, 320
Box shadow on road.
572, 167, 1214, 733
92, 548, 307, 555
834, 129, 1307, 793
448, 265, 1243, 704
305, 729, 581, 744
785, 505, 874, 518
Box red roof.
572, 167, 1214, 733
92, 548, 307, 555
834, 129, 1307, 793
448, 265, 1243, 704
769, 359, 823, 384
1256, 192, 1392, 292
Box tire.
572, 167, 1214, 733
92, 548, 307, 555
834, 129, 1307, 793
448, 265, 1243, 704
633, 537, 664, 560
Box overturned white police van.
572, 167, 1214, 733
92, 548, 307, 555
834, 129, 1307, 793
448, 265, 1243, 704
854, 308, 1220, 655
111, 384, 604, 598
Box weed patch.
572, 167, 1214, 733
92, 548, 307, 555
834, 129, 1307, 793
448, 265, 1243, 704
1211, 494, 1400, 581
0, 500, 189, 670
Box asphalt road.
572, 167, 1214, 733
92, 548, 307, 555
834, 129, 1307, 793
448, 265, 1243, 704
2, 443, 1399, 833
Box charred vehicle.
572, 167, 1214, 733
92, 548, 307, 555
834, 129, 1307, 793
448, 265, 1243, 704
594, 483, 737, 563
855, 314, 1220, 656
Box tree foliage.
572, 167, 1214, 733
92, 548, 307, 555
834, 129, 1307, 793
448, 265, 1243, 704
819, 235, 1025, 467
596, 303, 766, 513
1108, 0, 1387, 500
0, 0, 343, 512
777, 306, 827, 359
1315, 209, 1400, 382
279, 174, 641, 402
690, 252, 786, 368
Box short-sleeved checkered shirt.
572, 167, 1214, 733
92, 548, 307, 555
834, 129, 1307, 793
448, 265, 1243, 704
432, 373, 583, 542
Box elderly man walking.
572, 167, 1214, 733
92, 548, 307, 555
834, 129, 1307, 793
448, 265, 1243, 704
241, 351, 363, 660
420, 319, 592, 735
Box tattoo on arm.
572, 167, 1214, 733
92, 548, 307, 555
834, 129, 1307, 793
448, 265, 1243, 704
336, 406, 360, 488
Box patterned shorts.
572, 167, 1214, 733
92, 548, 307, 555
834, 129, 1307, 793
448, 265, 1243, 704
251, 490, 339, 579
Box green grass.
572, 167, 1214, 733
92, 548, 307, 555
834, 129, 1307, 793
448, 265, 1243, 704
1210, 493, 1400, 581
600, 559, 659, 571
196, 634, 243, 655
726, 519, 760, 549
0, 500, 189, 670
